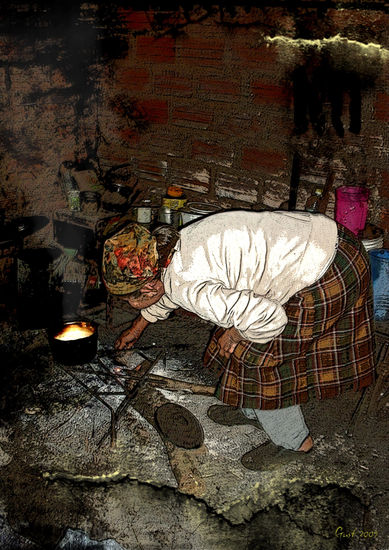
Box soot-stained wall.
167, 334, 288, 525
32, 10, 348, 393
0, 2, 388, 244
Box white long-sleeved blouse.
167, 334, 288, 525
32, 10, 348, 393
141, 210, 338, 344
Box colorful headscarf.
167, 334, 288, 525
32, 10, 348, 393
102, 224, 159, 295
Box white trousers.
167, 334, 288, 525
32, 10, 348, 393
241, 405, 310, 450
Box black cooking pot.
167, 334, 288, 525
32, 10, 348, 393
48, 320, 98, 365
102, 164, 140, 213
105, 181, 133, 199
101, 182, 133, 213
0, 215, 49, 242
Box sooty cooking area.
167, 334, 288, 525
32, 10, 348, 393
0, 2, 388, 549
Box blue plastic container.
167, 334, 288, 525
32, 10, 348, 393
369, 248, 389, 321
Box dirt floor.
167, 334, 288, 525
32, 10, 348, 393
0, 303, 388, 550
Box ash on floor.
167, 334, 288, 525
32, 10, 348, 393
0, 309, 388, 550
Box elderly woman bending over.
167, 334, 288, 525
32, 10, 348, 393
102, 212, 375, 469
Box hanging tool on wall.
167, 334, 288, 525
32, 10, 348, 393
279, 152, 301, 211
288, 152, 301, 211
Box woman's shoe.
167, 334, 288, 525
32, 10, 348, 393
241, 440, 312, 471
207, 404, 261, 428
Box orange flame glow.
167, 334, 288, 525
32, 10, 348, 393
54, 323, 95, 341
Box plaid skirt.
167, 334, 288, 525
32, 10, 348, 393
203, 224, 376, 410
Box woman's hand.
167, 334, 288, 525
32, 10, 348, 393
115, 315, 149, 350
217, 327, 242, 359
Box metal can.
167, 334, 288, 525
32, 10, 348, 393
135, 200, 152, 223
162, 185, 187, 210
157, 206, 182, 228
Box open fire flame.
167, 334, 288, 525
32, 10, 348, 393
54, 323, 95, 341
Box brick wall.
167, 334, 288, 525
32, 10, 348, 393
0, 3, 388, 245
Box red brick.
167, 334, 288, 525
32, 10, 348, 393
178, 38, 225, 67
172, 106, 213, 129
328, 8, 389, 36
381, 172, 389, 200
56, 126, 71, 139
161, 11, 189, 28
118, 9, 154, 31
118, 128, 141, 144
99, 151, 135, 168
379, 207, 389, 233
231, 42, 279, 69
250, 112, 293, 142
116, 67, 150, 91
215, 170, 258, 203
379, 206, 389, 247
241, 148, 287, 174
50, 68, 70, 89
178, 180, 209, 194
99, 148, 139, 171
375, 93, 389, 121
154, 72, 193, 97
192, 140, 232, 165
223, 6, 294, 32
222, 113, 253, 136
262, 178, 291, 208
137, 99, 169, 124
199, 78, 240, 101
137, 159, 166, 182
169, 160, 210, 193
136, 36, 175, 64
0, 39, 17, 63
147, 133, 188, 158
252, 81, 290, 106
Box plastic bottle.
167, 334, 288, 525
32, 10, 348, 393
305, 187, 323, 213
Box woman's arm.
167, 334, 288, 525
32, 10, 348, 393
175, 281, 288, 344
115, 315, 150, 350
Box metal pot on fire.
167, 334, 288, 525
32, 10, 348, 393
48, 320, 98, 365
